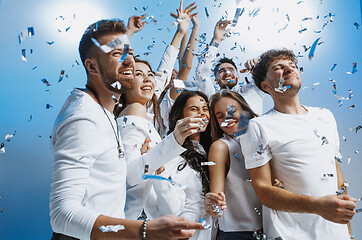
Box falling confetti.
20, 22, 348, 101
329, 64, 337, 72
91, 35, 129, 53
21, 49, 26, 62
99, 225, 125, 232
308, 37, 321, 60
346, 62, 358, 74
199, 218, 211, 230
275, 78, 291, 93
46, 41, 55, 45
204, 7, 209, 18
231, 8, 244, 27
201, 161, 216, 166
58, 70, 65, 82
142, 174, 182, 187
354, 22, 360, 29
212, 204, 223, 216
119, 44, 129, 63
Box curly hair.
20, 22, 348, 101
209, 90, 258, 142
252, 48, 297, 94
167, 90, 212, 194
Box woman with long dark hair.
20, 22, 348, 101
150, 90, 212, 239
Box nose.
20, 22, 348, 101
284, 66, 293, 73
122, 53, 135, 67
144, 75, 151, 82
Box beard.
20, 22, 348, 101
98, 63, 134, 94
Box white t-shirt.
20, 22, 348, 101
117, 115, 186, 220
240, 106, 350, 239
50, 88, 127, 240
219, 134, 262, 232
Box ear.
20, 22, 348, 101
85, 58, 99, 75
260, 81, 271, 93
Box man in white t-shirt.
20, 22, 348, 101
240, 49, 357, 239
50, 17, 203, 240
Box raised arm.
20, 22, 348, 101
178, 15, 200, 81
195, 19, 231, 99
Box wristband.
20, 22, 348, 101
142, 219, 148, 240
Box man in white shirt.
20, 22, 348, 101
195, 19, 264, 115
240, 48, 356, 239
50, 18, 203, 240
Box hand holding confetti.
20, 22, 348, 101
204, 192, 227, 217
126, 14, 146, 38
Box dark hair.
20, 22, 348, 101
252, 48, 298, 93
114, 58, 162, 132
210, 90, 258, 141
167, 91, 212, 194
213, 57, 238, 78
78, 19, 127, 71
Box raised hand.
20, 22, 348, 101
240, 58, 259, 74
212, 19, 232, 44
170, 1, 197, 34
127, 14, 146, 38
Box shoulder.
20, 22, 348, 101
210, 139, 228, 152
120, 103, 148, 119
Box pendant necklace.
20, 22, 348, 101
85, 84, 124, 159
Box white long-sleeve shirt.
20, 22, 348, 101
117, 115, 186, 220
195, 45, 265, 115
50, 89, 127, 240
154, 44, 179, 98
150, 152, 212, 239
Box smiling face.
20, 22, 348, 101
214, 97, 246, 135
95, 33, 135, 93
261, 57, 301, 96
216, 63, 239, 89
183, 95, 210, 132
124, 61, 155, 106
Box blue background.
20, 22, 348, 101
0, 0, 361, 239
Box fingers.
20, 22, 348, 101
179, 0, 183, 11
185, 5, 197, 15
190, 12, 198, 19
184, 2, 196, 12
170, 12, 178, 19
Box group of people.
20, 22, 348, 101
49, 1, 357, 240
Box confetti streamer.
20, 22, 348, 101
212, 205, 223, 216
346, 62, 357, 74
308, 37, 321, 60
47, 41, 55, 45
46, 104, 53, 109
199, 218, 211, 230
205, 7, 209, 18
99, 225, 125, 232
58, 70, 65, 82
201, 161, 216, 166
231, 8, 244, 27
275, 78, 291, 93
91, 35, 129, 53
41, 78, 51, 86
21, 49, 26, 62
119, 44, 129, 63
0, 142, 4, 154
354, 22, 360, 29
142, 174, 182, 187
27, 115, 32, 123
111, 81, 122, 90
311, 82, 320, 90
329, 64, 337, 72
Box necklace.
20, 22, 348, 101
85, 84, 124, 159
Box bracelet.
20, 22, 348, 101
142, 219, 148, 240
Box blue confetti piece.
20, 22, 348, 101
329, 64, 337, 72
308, 37, 321, 60
142, 174, 182, 187
346, 62, 357, 74
119, 44, 129, 63
205, 7, 209, 18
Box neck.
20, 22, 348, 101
85, 80, 119, 114
189, 132, 201, 142
272, 94, 307, 115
